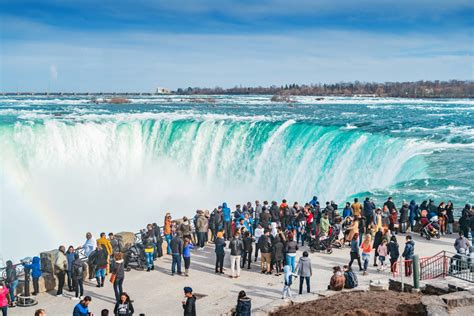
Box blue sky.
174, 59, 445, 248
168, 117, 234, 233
0, 0, 473, 91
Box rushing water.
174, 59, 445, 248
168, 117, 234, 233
1, 95, 473, 261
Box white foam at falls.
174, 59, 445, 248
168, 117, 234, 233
0, 118, 439, 260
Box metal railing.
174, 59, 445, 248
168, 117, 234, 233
420, 251, 448, 280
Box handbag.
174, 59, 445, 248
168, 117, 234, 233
109, 272, 116, 283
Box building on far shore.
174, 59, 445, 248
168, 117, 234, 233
155, 87, 171, 95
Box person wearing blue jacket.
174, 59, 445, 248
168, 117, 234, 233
309, 196, 318, 209
222, 202, 232, 240
73, 296, 91, 316
24, 256, 42, 295
408, 200, 419, 232
402, 235, 415, 277
66, 246, 76, 292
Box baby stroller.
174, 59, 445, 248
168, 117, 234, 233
124, 242, 147, 271
309, 233, 334, 254
419, 217, 440, 240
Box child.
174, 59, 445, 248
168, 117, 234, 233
377, 239, 388, 271
282, 264, 293, 299
183, 237, 194, 277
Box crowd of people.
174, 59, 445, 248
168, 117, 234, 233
1, 196, 473, 316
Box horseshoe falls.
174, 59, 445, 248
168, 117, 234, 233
1, 96, 473, 260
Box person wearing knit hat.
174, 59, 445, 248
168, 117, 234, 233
182, 287, 196, 316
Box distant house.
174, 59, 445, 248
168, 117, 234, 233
155, 87, 171, 94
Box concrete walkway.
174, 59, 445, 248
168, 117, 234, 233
9, 233, 460, 315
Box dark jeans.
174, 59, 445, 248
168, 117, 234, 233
197, 232, 206, 248
216, 254, 224, 272
172, 253, 182, 274
113, 278, 123, 302
241, 251, 252, 268
56, 271, 66, 295
405, 261, 413, 277
299, 276, 310, 294
184, 256, 191, 270
75, 279, 84, 298
254, 245, 259, 261
66, 270, 74, 290
348, 252, 362, 270
1, 306, 7, 316
224, 221, 232, 240
156, 241, 163, 258
32, 277, 39, 294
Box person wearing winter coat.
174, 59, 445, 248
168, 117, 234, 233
399, 202, 409, 233
182, 287, 196, 316
454, 232, 471, 254
272, 236, 284, 276
112, 252, 125, 302
377, 239, 389, 271
222, 202, 232, 240
113, 292, 134, 316
214, 232, 226, 274
170, 233, 184, 275
363, 198, 375, 227
73, 296, 91, 316
320, 213, 330, 236
0, 281, 10, 314
343, 265, 358, 289
296, 251, 312, 294
408, 200, 419, 232
55, 245, 68, 296
72, 253, 86, 300
241, 231, 254, 269
402, 235, 415, 276
270, 201, 280, 224
179, 217, 193, 241
93, 244, 109, 287
387, 236, 400, 273
235, 290, 251, 316
446, 201, 455, 234
328, 266, 345, 291
229, 233, 244, 278
24, 256, 42, 296
258, 231, 272, 274
372, 228, 383, 267
284, 233, 298, 272
66, 245, 76, 292
151, 223, 163, 258
342, 202, 352, 219
195, 211, 209, 249
348, 234, 362, 270
5, 260, 18, 306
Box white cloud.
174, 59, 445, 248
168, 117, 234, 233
1, 30, 472, 91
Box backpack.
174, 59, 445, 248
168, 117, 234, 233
73, 262, 84, 278
344, 271, 358, 289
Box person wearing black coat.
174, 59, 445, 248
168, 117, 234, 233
114, 292, 134, 316
272, 235, 284, 276
235, 290, 251, 316
372, 229, 383, 266
387, 236, 400, 273
241, 231, 254, 269
182, 287, 196, 316
446, 201, 454, 234
152, 223, 163, 258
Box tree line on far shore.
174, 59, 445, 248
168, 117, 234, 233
174, 80, 474, 98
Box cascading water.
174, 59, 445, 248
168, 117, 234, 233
1, 95, 473, 260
